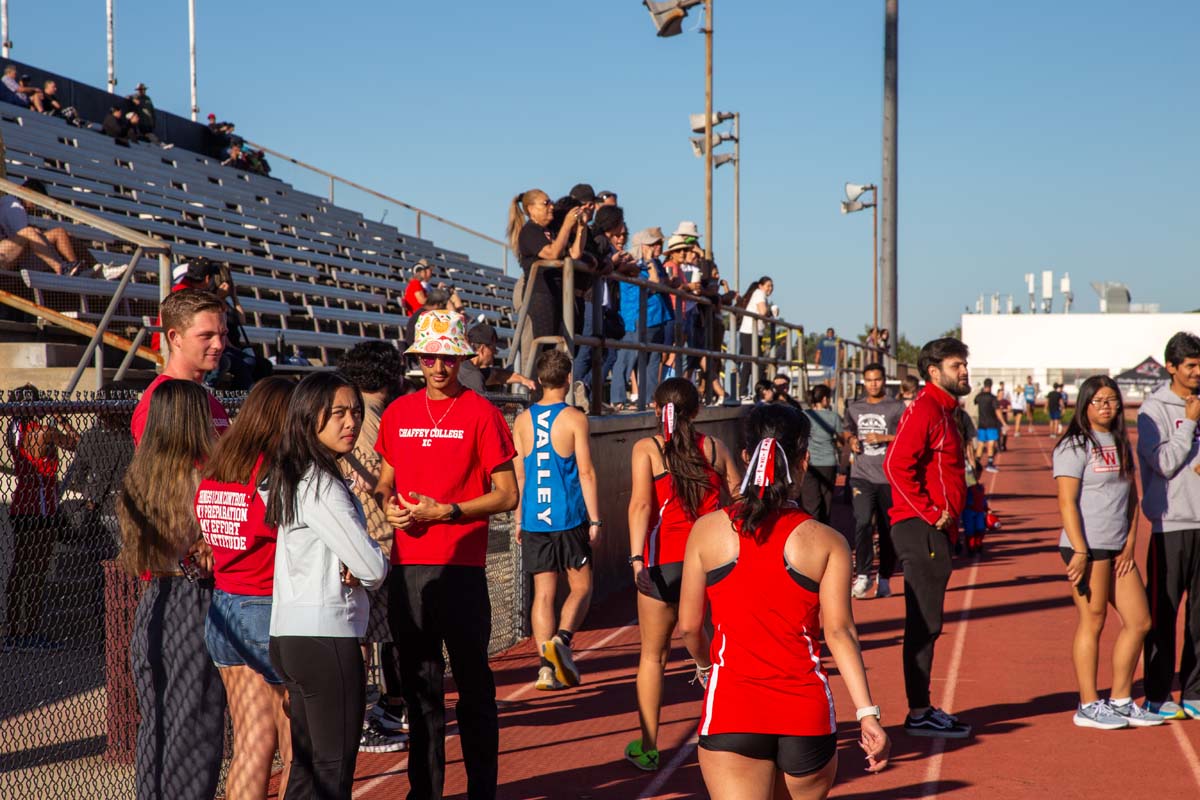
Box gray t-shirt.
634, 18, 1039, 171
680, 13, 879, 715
844, 396, 906, 484
804, 407, 843, 468
1053, 430, 1131, 551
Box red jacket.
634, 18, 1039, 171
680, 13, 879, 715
884, 383, 966, 538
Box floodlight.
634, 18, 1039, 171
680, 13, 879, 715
844, 183, 873, 202
841, 200, 866, 215
644, 0, 703, 37
690, 131, 735, 158
714, 153, 736, 168
689, 111, 736, 133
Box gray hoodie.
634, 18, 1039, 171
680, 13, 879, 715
267, 466, 389, 638
1137, 383, 1200, 532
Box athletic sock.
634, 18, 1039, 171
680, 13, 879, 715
987, 457, 995, 467
1110, 697, 1131, 707
556, 629, 574, 647
540, 656, 553, 669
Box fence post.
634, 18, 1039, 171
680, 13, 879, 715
589, 290, 604, 416
751, 324, 761, 390
562, 258, 576, 359
636, 284, 647, 411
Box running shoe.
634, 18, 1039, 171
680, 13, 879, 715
1110, 701, 1165, 727
904, 707, 973, 738
984, 465, 1000, 473
1146, 700, 1187, 720
543, 635, 581, 687
1183, 700, 1200, 720
359, 718, 409, 753
1073, 700, 1128, 730
876, 577, 892, 598
625, 739, 660, 772
368, 701, 409, 732
851, 574, 872, 599
535, 666, 565, 691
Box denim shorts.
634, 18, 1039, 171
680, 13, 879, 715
204, 589, 283, 684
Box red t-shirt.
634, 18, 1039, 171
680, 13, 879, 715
131, 374, 231, 447
403, 279, 427, 316
375, 388, 516, 567
194, 457, 276, 595
9, 420, 59, 517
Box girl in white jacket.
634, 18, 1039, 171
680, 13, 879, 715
264, 372, 389, 799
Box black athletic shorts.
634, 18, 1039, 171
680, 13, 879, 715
1058, 546, 1121, 565
642, 562, 684, 604
522, 523, 592, 574
699, 732, 838, 777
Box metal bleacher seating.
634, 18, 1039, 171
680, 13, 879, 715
0, 105, 516, 364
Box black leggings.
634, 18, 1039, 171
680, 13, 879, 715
699, 732, 837, 776
270, 636, 365, 800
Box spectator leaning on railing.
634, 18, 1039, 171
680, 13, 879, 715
737, 276, 773, 397
611, 228, 671, 410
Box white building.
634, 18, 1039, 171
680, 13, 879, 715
961, 312, 1200, 397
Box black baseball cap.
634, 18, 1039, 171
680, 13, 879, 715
569, 183, 596, 203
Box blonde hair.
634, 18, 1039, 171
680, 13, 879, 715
117, 380, 214, 575
506, 189, 545, 254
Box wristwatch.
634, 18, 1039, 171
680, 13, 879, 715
448, 503, 463, 521
855, 705, 881, 722
627, 555, 644, 566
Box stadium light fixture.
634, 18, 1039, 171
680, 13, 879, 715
841, 182, 879, 331
689, 111, 735, 133
689, 131, 736, 158
643, 0, 704, 37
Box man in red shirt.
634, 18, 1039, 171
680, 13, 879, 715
373, 310, 519, 800
132, 289, 231, 445
402, 260, 432, 315
883, 337, 972, 739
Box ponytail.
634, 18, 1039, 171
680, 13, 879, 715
654, 379, 712, 519
730, 404, 809, 542
506, 193, 528, 255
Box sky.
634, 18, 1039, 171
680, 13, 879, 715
8, 1, 1199, 343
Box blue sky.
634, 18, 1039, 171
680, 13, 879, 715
10, 1, 1199, 342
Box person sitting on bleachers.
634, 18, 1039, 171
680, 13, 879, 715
0, 179, 78, 275
458, 322, 536, 395
402, 261, 431, 315
221, 142, 252, 170
39, 81, 83, 127
124, 83, 157, 141
101, 106, 133, 146
0, 67, 43, 111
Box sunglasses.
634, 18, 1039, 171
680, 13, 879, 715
418, 355, 463, 368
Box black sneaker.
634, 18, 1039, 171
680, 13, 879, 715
368, 701, 409, 733
904, 707, 972, 739
359, 718, 408, 753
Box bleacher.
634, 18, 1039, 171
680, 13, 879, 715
0, 105, 517, 366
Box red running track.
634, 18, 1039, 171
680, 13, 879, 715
311, 424, 1200, 799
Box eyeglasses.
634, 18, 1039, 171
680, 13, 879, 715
418, 355, 462, 368
1090, 397, 1120, 408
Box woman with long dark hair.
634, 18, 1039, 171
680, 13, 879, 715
195, 376, 295, 799
264, 372, 389, 798
1054, 375, 1161, 730
117, 380, 226, 800
625, 378, 742, 771
679, 403, 889, 798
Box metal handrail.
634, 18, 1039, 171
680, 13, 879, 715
0, 177, 174, 393
504, 257, 809, 414
243, 140, 511, 273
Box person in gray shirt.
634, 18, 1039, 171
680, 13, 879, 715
844, 363, 907, 599
1138, 332, 1200, 721
801, 384, 842, 524
1054, 375, 1160, 730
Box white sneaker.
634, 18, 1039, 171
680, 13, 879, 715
851, 574, 872, 599
1073, 700, 1128, 730
876, 577, 892, 598
1110, 700, 1166, 727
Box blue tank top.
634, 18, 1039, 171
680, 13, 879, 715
521, 402, 587, 533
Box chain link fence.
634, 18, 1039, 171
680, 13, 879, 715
0, 387, 526, 800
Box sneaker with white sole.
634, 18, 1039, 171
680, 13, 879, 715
543, 635, 581, 687
359, 718, 409, 753
535, 665, 565, 691
1146, 700, 1187, 720
875, 577, 892, 598
368, 702, 409, 733
1073, 700, 1128, 730
1110, 701, 1165, 727
905, 707, 973, 738
1183, 700, 1200, 719
851, 574, 872, 599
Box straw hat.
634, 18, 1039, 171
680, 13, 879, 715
405, 310, 475, 357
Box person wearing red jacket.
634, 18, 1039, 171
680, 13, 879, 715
883, 337, 972, 739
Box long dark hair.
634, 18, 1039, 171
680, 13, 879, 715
653, 378, 712, 519
264, 372, 363, 528
730, 403, 810, 542
1056, 375, 1134, 480
204, 376, 294, 485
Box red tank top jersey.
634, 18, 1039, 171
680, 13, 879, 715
644, 435, 722, 566
10, 420, 59, 517
193, 456, 276, 595
698, 506, 837, 738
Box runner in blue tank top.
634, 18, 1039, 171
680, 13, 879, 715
513, 351, 601, 691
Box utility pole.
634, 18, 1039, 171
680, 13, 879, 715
2, 0, 11, 58
732, 111, 740, 292
188, 0, 199, 121
880, 0, 898, 343
106, 0, 116, 93
703, 0, 713, 259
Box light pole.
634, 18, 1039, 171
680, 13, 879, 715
880, 0, 899, 348
644, 0, 713, 259
712, 118, 739, 292
188, 0, 199, 121
1, 0, 11, 58
106, 0, 117, 93
841, 183, 878, 331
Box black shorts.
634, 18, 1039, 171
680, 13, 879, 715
699, 732, 838, 777
1058, 546, 1121, 565
522, 523, 592, 574
642, 562, 684, 604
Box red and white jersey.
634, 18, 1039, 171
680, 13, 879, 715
644, 435, 722, 566
698, 506, 837, 737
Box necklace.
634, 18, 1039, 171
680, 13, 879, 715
425, 390, 460, 435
